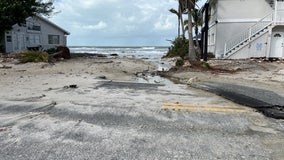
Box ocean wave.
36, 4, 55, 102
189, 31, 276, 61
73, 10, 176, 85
69, 46, 168, 61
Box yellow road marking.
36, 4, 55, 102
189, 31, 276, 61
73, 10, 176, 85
162, 102, 250, 113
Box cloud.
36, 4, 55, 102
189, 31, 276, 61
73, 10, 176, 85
49, 0, 189, 46
154, 15, 175, 30
82, 21, 108, 30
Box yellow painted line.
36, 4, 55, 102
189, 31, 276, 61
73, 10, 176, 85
162, 102, 233, 108
162, 102, 250, 113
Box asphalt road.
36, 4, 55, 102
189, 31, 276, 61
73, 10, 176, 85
0, 80, 284, 159
192, 82, 284, 119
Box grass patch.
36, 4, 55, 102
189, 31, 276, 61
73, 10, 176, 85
18, 50, 51, 63
175, 59, 184, 67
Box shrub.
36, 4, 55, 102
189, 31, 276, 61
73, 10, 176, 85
201, 61, 211, 69
166, 37, 189, 59
207, 52, 215, 59
45, 48, 57, 55
18, 50, 50, 63
175, 59, 184, 67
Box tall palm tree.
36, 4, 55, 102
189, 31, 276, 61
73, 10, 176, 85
169, 0, 199, 61
169, 0, 187, 37
186, 0, 197, 61
178, 0, 186, 37
169, 8, 181, 37
192, 8, 202, 58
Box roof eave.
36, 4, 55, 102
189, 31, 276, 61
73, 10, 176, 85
32, 15, 70, 35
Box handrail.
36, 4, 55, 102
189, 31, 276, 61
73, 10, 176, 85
224, 12, 274, 57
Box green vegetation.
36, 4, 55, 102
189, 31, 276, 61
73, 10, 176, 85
201, 61, 211, 69
166, 37, 189, 59
175, 59, 185, 67
18, 50, 51, 63
168, 0, 202, 61
45, 47, 57, 55
207, 52, 215, 59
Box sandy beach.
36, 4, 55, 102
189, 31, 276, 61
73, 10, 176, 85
0, 55, 157, 101
1, 55, 284, 101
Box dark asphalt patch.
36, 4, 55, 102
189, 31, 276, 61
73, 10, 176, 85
96, 81, 165, 90
193, 82, 284, 119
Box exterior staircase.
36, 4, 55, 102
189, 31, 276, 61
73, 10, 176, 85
223, 12, 274, 59
223, 0, 284, 59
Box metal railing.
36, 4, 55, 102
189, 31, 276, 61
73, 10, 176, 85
224, 12, 274, 57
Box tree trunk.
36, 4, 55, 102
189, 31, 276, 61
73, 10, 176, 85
179, 0, 185, 37
178, 16, 181, 37
195, 24, 201, 60
187, 0, 196, 61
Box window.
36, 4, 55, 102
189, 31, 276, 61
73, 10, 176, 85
31, 25, 41, 31
274, 33, 281, 38
29, 35, 41, 45
6, 36, 12, 42
211, 33, 215, 44
27, 22, 41, 32
208, 35, 210, 45
48, 35, 60, 44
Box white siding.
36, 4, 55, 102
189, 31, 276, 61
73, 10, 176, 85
217, 0, 272, 20
228, 33, 269, 59
208, 0, 275, 58
29, 17, 67, 50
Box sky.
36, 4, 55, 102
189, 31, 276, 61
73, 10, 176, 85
50, 0, 206, 46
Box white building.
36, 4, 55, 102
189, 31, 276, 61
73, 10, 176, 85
2, 15, 70, 53
203, 0, 284, 59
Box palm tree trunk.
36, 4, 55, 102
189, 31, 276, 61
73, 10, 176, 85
179, 0, 185, 37
195, 22, 201, 59
178, 16, 181, 37
187, 0, 196, 61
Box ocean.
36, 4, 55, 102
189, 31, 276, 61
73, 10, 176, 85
69, 46, 173, 83
69, 46, 169, 62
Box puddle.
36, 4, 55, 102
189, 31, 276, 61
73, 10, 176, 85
136, 58, 176, 85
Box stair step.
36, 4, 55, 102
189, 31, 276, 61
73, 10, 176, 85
224, 9, 273, 59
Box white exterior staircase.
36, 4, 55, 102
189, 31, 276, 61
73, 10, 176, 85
223, 13, 274, 59
223, 0, 284, 59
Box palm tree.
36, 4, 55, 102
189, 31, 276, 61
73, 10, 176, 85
169, 0, 199, 61
186, 0, 197, 61
178, 0, 186, 37
169, 0, 187, 37
192, 8, 202, 58
169, 8, 181, 37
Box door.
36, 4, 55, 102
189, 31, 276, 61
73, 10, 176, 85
12, 33, 26, 52
271, 32, 284, 58
17, 33, 26, 50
